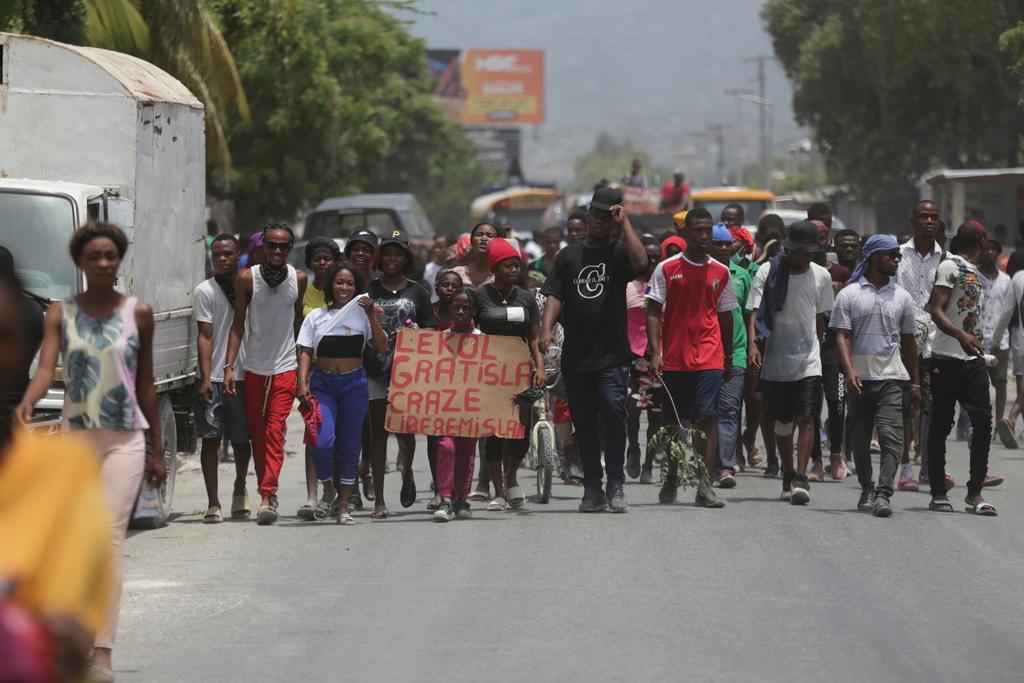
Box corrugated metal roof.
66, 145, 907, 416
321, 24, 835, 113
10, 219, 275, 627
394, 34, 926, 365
4, 33, 201, 108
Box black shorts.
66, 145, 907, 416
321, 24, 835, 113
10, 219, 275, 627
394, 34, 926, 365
762, 377, 822, 423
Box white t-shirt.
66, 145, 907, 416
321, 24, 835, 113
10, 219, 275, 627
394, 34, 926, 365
194, 278, 244, 382
930, 255, 984, 361
980, 269, 1012, 352
748, 261, 834, 382
297, 294, 372, 355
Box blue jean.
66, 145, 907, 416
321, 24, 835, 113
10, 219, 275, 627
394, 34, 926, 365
564, 365, 629, 490
716, 368, 746, 472
310, 367, 369, 489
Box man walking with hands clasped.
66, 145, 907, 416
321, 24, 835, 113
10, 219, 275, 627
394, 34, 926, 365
830, 235, 919, 517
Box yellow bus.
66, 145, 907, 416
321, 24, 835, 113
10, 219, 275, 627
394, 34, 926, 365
470, 187, 560, 236
691, 187, 776, 227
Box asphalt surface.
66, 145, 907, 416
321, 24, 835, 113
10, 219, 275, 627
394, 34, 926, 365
115, 410, 1024, 682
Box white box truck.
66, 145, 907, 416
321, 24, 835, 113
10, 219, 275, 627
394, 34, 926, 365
0, 32, 206, 526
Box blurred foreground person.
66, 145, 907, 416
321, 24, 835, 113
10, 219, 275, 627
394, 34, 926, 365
16, 222, 167, 681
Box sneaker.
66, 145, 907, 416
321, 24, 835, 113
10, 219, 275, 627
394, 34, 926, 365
872, 495, 893, 518
857, 488, 875, 511
715, 470, 737, 489
983, 472, 1004, 487
695, 484, 725, 508
658, 476, 679, 504
433, 500, 455, 522
606, 481, 628, 513
256, 497, 278, 525
808, 460, 824, 482
487, 496, 508, 512
297, 500, 316, 521
639, 465, 654, 485
579, 487, 609, 512
779, 488, 792, 502
763, 460, 780, 478
790, 478, 810, 505
626, 445, 642, 479
453, 499, 472, 519
426, 493, 442, 511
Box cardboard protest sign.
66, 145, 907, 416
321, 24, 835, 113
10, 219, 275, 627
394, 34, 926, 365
385, 329, 532, 438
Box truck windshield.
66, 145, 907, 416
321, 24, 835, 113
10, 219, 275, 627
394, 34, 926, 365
0, 192, 77, 300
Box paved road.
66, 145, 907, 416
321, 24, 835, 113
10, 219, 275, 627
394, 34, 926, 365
116, 412, 1024, 682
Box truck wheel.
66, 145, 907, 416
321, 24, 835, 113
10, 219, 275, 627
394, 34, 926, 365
130, 394, 178, 528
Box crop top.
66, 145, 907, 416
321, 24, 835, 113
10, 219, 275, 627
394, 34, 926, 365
297, 295, 373, 360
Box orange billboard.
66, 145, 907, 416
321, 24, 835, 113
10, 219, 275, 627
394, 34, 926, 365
459, 49, 544, 125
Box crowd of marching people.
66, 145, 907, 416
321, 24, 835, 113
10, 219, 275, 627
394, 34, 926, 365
1, 185, 1016, 679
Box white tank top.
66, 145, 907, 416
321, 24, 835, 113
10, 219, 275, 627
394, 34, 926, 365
243, 265, 299, 375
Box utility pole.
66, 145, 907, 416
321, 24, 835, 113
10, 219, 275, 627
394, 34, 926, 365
724, 88, 752, 185
744, 55, 775, 189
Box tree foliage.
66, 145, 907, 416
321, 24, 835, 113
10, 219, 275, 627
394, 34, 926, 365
210, 0, 484, 231
763, 0, 1024, 201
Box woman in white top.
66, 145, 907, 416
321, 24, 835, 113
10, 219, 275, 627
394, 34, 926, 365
297, 263, 387, 524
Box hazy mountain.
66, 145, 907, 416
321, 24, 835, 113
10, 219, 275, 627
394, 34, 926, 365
404, 0, 801, 187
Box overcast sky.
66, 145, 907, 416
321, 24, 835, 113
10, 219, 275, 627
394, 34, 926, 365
405, 0, 802, 184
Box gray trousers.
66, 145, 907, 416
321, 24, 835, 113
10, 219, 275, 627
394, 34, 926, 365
848, 379, 904, 497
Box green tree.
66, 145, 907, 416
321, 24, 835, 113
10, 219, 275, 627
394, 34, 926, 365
763, 0, 1024, 201
211, 0, 483, 231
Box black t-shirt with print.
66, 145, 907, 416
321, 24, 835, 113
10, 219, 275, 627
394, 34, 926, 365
368, 279, 436, 333
475, 284, 539, 341
542, 240, 637, 372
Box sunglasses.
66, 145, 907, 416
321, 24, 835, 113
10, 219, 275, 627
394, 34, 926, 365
265, 240, 292, 252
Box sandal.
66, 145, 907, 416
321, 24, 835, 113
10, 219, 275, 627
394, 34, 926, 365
487, 496, 508, 511
231, 490, 251, 519
202, 505, 223, 524
929, 497, 955, 512
371, 504, 389, 520
507, 485, 525, 508
362, 473, 375, 501
966, 500, 997, 516
400, 478, 417, 508
337, 510, 356, 525
469, 488, 490, 502
830, 455, 849, 481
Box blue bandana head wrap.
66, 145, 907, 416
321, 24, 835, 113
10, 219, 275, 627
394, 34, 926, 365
851, 234, 898, 282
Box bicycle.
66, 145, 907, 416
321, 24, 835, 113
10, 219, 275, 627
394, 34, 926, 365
524, 344, 562, 504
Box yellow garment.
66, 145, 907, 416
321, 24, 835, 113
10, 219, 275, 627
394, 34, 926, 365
303, 283, 327, 317
0, 430, 112, 635
672, 210, 688, 228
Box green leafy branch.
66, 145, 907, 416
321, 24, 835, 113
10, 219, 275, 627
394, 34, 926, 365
649, 424, 708, 491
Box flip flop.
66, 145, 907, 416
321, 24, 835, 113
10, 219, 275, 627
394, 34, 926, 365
966, 501, 997, 516
400, 478, 417, 508
507, 485, 525, 508
371, 504, 389, 520
231, 491, 251, 519
929, 498, 954, 512
995, 419, 1018, 449
469, 488, 490, 501
202, 505, 223, 524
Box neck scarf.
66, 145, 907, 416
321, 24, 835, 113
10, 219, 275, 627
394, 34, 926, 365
260, 263, 288, 289
214, 273, 236, 306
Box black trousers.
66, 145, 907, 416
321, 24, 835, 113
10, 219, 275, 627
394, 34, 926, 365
926, 356, 991, 498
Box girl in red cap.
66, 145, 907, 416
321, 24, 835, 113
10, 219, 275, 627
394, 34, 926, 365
474, 238, 546, 510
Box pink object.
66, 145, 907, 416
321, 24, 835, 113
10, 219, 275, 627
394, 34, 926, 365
299, 393, 322, 446
435, 436, 477, 500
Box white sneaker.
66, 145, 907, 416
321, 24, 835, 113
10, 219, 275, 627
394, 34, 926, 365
432, 500, 455, 522
780, 489, 792, 502
426, 493, 442, 511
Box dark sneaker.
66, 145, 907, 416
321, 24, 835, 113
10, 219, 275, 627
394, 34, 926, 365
857, 488, 875, 512
695, 484, 725, 508
453, 499, 472, 519
606, 481, 628, 512
432, 499, 455, 522
763, 460, 780, 478
626, 445, 642, 479
256, 497, 278, 525
659, 475, 679, 504
715, 470, 737, 489
579, 488, 609, 512
639, 465, 654, 485
872, 495, 893, 518
790, 477, 810, 506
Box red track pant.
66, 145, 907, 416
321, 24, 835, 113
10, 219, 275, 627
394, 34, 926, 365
244, 370, 296, 499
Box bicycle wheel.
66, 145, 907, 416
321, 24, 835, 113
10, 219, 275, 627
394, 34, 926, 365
535, 422, 555, 503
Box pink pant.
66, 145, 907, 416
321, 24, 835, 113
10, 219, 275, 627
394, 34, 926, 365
435, 436, 476, 500
87, 429, 146, 650
244, 370, 296, 499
